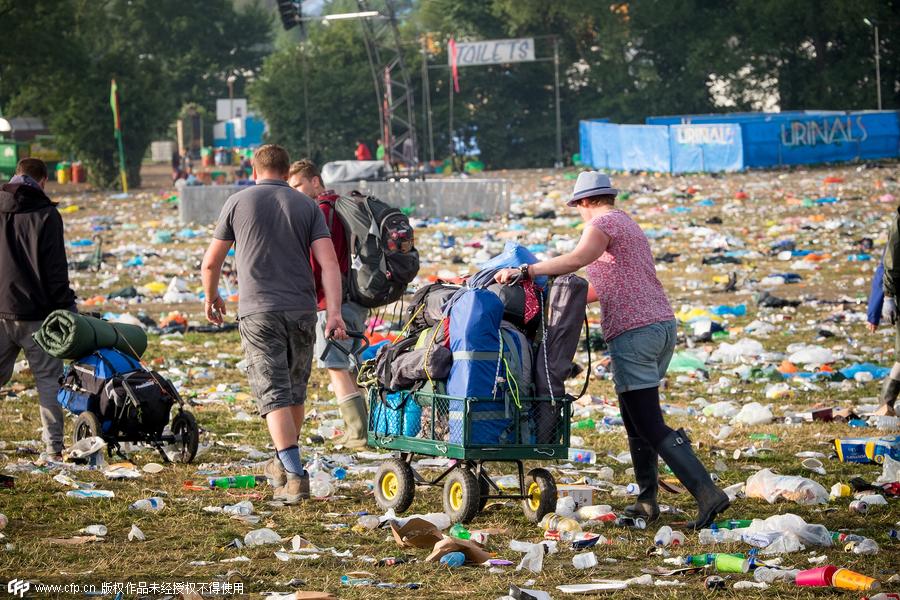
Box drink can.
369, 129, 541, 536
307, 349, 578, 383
705, 576, 726, 590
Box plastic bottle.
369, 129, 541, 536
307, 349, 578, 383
332, 467, 347, 481
864, 594, 900, 600
129, 497, 165, 511
494, 474, 519, 491
540, 513, 582, 540
208, 475, 257, 489
831, 532, 866, 544
80, 524, 107, 536
573, 418, 595, 430
749, 433, 779, 441
625, 483, 640, 495
567, 448, 597, 464
669, 531, 686, 547
440, 551, 465, 567
654, 526, 673, 547
572, 551, 598, 569
698, 528, 728, 544
714, 519, 752, 530
449, 523, 471, 540
685, 553, 716, 566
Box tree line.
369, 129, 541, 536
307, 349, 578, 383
1, 0, 896, 186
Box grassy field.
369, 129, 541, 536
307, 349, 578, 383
0, 162, 898, 599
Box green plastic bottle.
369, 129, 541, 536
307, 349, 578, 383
573, 418, 595, 430
208, 475, 257, 489
449, 523, 471, 540
714, 519, 753, 530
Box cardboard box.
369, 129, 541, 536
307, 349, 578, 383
557, 484, 594, 509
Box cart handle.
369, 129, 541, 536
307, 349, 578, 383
319, 330, 370, 362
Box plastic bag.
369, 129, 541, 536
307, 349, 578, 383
745, 469, 828, 505
732, 402, 774, 425
709, 339, 764, 364
703, 401, 739, 419
787, 345, 835, 367
875, 454, 900, 484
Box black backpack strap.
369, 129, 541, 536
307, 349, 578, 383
577, 313, 591, 399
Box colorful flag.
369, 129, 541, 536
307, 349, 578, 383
448, 38, 459, 93
109, 79, 128, 193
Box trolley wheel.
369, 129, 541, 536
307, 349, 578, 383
522, 468, 557, 523
443, 467, 481, 524
374, 458, 415, 513
171, 411, 199, 464
73, 411, 102, 444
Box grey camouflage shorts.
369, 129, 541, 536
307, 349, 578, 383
238, 310, 316, 417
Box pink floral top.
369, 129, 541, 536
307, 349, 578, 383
585, 209, 675, 341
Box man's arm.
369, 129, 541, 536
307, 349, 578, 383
311, 237, 347, 340
39, 210, 77, 311
201, 239, 232, 324
884, 212, 900, 299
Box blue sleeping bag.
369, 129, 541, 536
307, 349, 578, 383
479, 241, 548, 287
448, 289, 514, 445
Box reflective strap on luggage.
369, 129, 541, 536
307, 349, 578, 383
452, 351, 500, 361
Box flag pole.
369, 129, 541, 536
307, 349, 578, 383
110, 79, 128, 193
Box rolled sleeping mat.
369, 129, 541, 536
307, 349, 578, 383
34, 310, 148, 359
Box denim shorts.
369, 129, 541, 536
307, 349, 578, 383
607, 319, 677, 394
315, 301, 368, 370
238, 310, 316, 417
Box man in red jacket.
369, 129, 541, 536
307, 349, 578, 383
289, 159, 369, 447
0, 158, 77, 461
354, 139, 372, 161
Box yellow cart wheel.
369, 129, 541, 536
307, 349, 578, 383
374, 457, 415, 513
442, 467, 480, 523
521, 468, 556, 523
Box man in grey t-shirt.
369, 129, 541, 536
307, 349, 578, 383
201, 144, 347, 504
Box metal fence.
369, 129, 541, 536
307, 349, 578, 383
179, 178, 510, 225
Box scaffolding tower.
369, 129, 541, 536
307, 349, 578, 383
357, 0, 419, 177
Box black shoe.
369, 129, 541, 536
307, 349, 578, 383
656, 429, 729, 530
623, 436, 660, 522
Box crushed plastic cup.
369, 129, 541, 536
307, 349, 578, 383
244, 527, 281, 547
128, 524, 145, 542
796, 565, 837, 586
801, 458, 826, 475
830, 483, 851, 498
440, 551, 465, 568
714, 553, 749, 573
356, 515, 380, 530
831, 568, 880, 591
572, 551, 598, 569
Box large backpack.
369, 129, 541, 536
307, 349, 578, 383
333, 191, 419, 309
58, 348, 143, 420
58, 347, 178, 437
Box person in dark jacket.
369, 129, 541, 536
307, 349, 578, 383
0, 158, 77, 459
867, 258, 884, 333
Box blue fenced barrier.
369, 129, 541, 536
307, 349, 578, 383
580, 110, 899, 173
